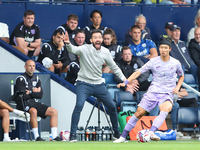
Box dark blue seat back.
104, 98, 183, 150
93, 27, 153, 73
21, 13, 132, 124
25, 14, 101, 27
114, 91, 135, 107
136, 91, 146, 103
178, 107, 199, 124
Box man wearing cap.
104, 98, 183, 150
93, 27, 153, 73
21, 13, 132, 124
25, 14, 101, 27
165, 22, 174, 37
170, 24, 198, 83
37, 29, 70, 74
125, 14, 151, 46
113, 37, 184, 143
128, 25, 158, 63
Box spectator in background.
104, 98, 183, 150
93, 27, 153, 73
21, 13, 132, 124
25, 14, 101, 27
188, 27, 200, 91
37, 29, 70, 75
10, 10, 41, 57
165, 21, 174, 37
170, 24, 198, 84
128, 25, 157, 63
125, 14, 151, 46
188, 9, 200, 45
84, 10, 108, 44
102, 28, 122, 73
57, 14, 80, 43
65, 29, 86, 85
114, 46, 151, 95
14, 60, 61, 141
0, 22, 9, 43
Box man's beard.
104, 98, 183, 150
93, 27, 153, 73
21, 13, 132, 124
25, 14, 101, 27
93, 42, 102, 50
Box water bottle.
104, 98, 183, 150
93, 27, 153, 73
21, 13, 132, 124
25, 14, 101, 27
79, 127, 85, 141
76, 127, 81, 141
102, 127, 106, 141
85, 128, 90, 141
99, 128, 102, 141
104, 126, 110, 140
92, 129, 96, 141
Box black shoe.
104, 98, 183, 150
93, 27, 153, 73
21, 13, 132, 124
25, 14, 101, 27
69, 134, 77, 143
113, 132, 121, 140
51, 136, 62, 141
35, 137, 45, 141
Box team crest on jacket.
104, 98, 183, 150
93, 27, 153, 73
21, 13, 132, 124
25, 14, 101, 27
32, 81, 37, 87
31, 29, 35, 34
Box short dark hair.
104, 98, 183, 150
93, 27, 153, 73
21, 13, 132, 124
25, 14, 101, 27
24, 10, 35, 17
90, 29, 102, 38
52, 29, 64, 36
68, 14, 79, 21
90, 10, 102, 18
74, 29, 85, 36
130, 25, 141, 31
122, 46, 131, 53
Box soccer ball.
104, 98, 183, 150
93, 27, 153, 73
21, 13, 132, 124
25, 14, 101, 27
137, 129, 151, 143
60, 130, 70, 141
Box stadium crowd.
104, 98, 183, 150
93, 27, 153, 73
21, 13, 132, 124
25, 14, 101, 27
0, 7, 200, 142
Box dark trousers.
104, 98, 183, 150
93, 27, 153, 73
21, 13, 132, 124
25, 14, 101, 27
70, 81, 119, 134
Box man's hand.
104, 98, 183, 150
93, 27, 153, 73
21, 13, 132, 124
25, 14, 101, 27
58, 41, 64, 50
32, 87, 41, 92
63, 31, 70, 44
117, 83, 126, 88
54, 61, 63, 69
172, 87, 179, 94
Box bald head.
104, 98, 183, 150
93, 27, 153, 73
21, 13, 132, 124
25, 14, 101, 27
25, 60, 35, 76
195, 27, 200, 44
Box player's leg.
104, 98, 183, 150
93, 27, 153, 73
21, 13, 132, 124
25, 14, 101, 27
149, 99, 172, 141
70, 81, 92, 142
45, 107, 61, 141
113, 106, 146, 143
29, 107, 43, 141
94, 83, 120, 138
113, 92, 157, 143
0, 109, 11, 141
0, 99, 29, 118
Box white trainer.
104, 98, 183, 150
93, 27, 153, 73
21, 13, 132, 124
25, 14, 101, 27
3, 137, 12, 142
17, 110, 30, 118
176, 131, 184, 137
149, 131, 160, 141
113, 136, 126, 143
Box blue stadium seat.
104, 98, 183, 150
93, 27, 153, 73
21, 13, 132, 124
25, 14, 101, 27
184, 74, 199, 90
120, 101, 137, 112
177, 107, 199, 133
102, 73, 116, 84
114, 91, 136, 108
136, 91, 146, 103
182, 91, 198, 100
107, 85, 121, 100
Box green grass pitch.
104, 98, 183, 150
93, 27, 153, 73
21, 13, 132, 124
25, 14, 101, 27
1, 140, 200, 150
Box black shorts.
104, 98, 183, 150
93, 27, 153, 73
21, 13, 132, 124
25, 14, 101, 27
18, 99, 49, 119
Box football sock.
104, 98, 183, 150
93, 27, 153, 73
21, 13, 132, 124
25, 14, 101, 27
122, 115, 139, 138
150, 111, 168, 132
13, 109, 20, 114
32, 128, 39, 140
51, 127, 58, 139
3, 133, 9, 140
